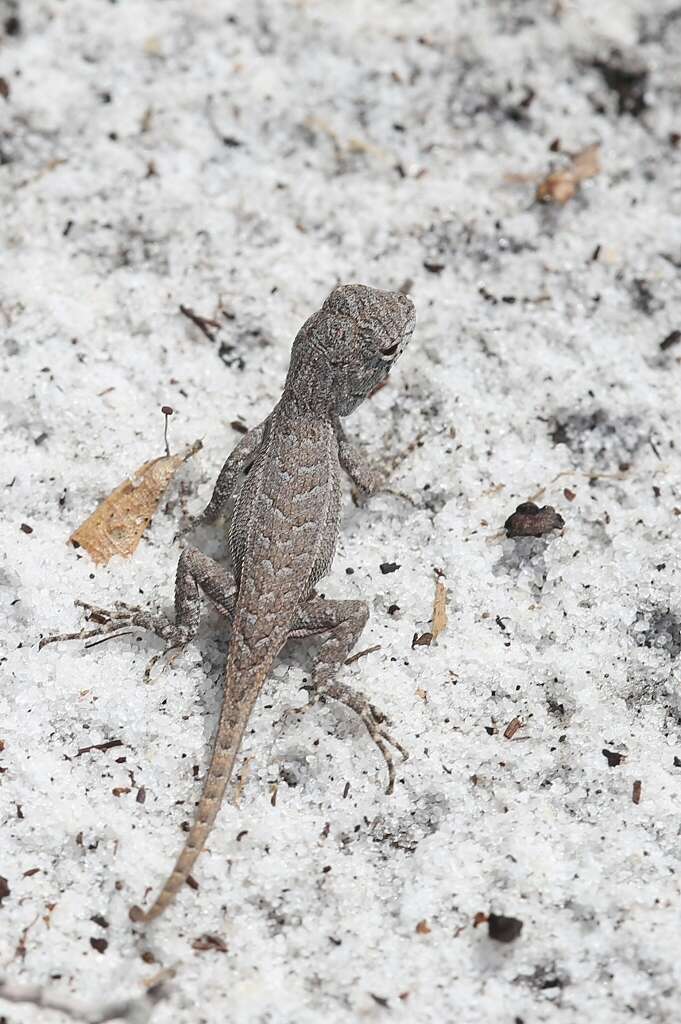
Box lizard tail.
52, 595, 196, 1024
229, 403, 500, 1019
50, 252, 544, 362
135, 647, 280, 923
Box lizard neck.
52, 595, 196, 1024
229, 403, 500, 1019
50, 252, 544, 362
281, 348, 334, 419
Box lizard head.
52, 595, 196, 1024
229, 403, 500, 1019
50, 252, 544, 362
315, 284, 416, 416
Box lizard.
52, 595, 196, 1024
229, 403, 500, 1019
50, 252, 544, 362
43, 283, 416, 923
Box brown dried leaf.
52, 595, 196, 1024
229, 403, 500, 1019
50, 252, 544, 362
415, 919, 431, 934
536, 144, 600, 205
69, 441, 201, 564
431, 579, 448, 640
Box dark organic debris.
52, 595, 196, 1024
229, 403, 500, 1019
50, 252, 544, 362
76, 739, 123, 757
634, 607, 681, 659
0, 875, 10, 905
179, 304, 222, 341
602, 748, 625, 767
380, 562, 400, 574
592, 53, 648, 118
192, 933, 228, 953
660, 330, 681, 352
488, 913, 523, 943
631, 277, 660, 317
504, 502, 564, 538
516, 964, 567, 990
549, 408, 644, 467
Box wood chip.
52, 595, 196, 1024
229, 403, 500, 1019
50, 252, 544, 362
632, 780, 642, 804
191, 933, 228, 953
431, 578, 448, 641
503, 717, 523, 740
504, 502, 564, 538
69, 441, 201, 564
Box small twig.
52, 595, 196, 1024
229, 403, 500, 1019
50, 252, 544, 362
345, 644, 381, 666
530, 467, 630, 502
179, 304, 222, 341
76, 739, 124, 757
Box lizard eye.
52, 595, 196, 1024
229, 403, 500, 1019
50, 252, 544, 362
380, 340, 400, 359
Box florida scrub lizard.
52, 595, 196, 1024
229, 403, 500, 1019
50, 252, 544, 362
46, 284, 416, 922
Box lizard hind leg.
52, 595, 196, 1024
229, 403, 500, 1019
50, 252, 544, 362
290, 597, 408, 794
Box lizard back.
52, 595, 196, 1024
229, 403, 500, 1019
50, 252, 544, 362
141, 413, 339, 920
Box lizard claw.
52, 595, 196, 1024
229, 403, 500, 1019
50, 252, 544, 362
360, 706, 409, 795
39, 600, 137, 649
143, 644, 186, 684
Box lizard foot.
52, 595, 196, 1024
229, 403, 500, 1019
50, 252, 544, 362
358, 701, 409, 795
38, 600, 141, 649
311, 681, 408, 794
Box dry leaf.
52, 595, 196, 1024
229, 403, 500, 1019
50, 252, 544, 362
431, 579, 448, 640
536, 144, 600, 205
415, 919, 431, 934
69, 441, 201, 564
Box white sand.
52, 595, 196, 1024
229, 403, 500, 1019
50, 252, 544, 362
1, 1, 680, 1021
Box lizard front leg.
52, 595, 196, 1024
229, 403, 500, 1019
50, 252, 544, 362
40, 546, 237, 681
197, 418, 267, 524
290, 597, 408, 793
333, 417, 385, 495
41, 425, 263, 669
